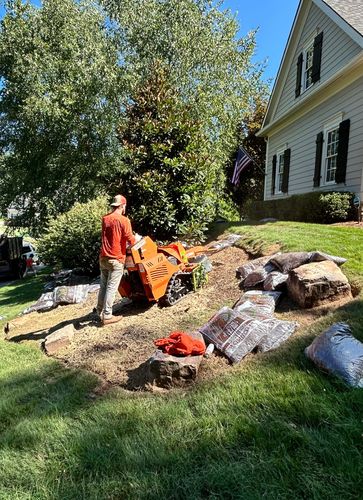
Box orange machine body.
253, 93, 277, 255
118, 236, 207, 303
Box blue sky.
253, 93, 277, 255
223, 0, 300, 81
0, 0, 300, 84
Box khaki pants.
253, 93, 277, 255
97, 257, 124, 319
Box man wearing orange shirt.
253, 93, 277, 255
97, 194, 136, 325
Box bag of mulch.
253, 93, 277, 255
23, 292, 56, 314
242, 262, 277, 289
226, 234, 242, 244
188, 254, 213, 273
257, 318, 298, 353
305, 323, 363, 388
263, 271, 289, 291
236, 255, 273, 280
199, 307, 268, 363
53, 284, 90, 305
207, 240, 231, 251
88, 283, 101, 294
309, 251, 347, 266
269, 252, 312, 273
234, 291, 282, 318
207, 234, 241, 252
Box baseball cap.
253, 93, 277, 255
110, 194, 127, 207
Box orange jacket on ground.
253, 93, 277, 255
100, 212, 136, 263
154, 331, 205, 356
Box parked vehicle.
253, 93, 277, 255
0, 235, 26, 279
22, 241, 39, 264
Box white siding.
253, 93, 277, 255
265, 77, 363, 200
274, 2, 362, 121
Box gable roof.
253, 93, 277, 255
258, 0, 363, 136
323, 0, 363, 37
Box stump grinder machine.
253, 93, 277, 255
118, 236, 210, 306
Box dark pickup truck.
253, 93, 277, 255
0, 235, 26, 279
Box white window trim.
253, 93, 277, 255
275, 149, 285, 194
322, 114, 343, 186
302, 37, 315, 93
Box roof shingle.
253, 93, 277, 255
323, 0, 363, 36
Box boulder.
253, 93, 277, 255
43, 324, 75, 355
146, 332, 205, 388
287, 261, 351, 308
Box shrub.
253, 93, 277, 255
38, 196, 109, 275
245, 191, 354, 224
318, 192, 352, 222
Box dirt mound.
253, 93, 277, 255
6, 247, 247, 388
6, 245, 354, 390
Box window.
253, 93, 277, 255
276, 151, 285, 193
324, 127, 339, 183
304, 41, 314, 90
295, 32, 323, 98
322, 117, 341, 185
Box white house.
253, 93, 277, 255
258, 0, 363, 207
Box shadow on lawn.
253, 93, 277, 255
0, 276, 44, 308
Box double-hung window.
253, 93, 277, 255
304, 41, 314, 91
324, 126, 339, 184
322, 117, 341, 185
276, 150, 285, 193
295, 32, 323, 97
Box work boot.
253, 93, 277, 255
102, 315, 122, 326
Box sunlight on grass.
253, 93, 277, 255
0, 276, 45, 328
0, 222, 362, 498
229, 221, 363, 286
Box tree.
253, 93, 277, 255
227, 88, 269, 210
0, 0, 121, 233
115, 63, 217, 241
102, 0, 266, 237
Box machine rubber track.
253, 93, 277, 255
161, 271, 192, 306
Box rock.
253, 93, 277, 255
43, 324, 75, 355
287, 261, 351, 308
146, 331, 205, 388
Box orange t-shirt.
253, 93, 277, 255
100, 212, 136, 263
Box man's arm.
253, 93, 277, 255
123, 217, 136, 247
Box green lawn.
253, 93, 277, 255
1, 222, 363, 499
0, 275, 45, 328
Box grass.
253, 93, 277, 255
0, 222, 363, 499
0, 275, 46, 328
230, 220, 363, 286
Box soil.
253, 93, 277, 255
4, 245, 354, 391
332, 221, 363, 228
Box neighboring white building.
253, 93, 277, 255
258, 0, 363, 204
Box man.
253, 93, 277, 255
97, 194, 136, 325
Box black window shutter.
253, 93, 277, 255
281, 148, 291, 193
295, 53, 303, 97
335, 119, 350, 184
314, 132, 324, 187
271, 155, 277, 195
312, 32, 323, 83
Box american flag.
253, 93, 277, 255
231, 147, 253, 185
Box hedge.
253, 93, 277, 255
245, 191, 356, 224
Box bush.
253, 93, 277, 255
38, 196, 109, 275
245, 191, 354, 224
